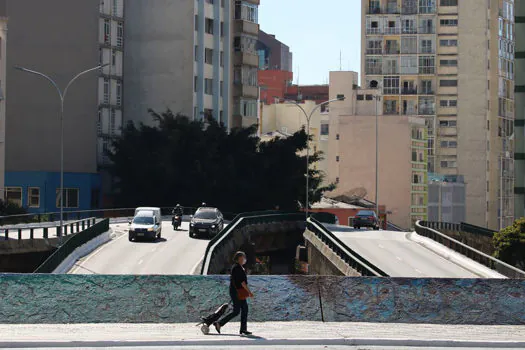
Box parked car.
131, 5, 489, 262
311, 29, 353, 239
129, 210, 162, 242
189, 207, 224, 238
353, 210, 380, 230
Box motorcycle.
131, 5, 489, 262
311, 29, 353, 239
172, 214, 182, 230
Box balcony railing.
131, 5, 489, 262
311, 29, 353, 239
402, 88, 418, 95
420, 90, 434, 95
385, 47, 400, 55
419, 67, 436, 74
384, 27, 401, 35
365, 67, 382, 75
419, 108, 436, 115
366, 48, 383, 55
402, 27, 418, 34
419, 26, 436, 34
366, 27, 382, 35
367, 6, 401, 14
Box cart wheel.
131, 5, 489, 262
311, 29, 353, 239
201, 324, 210, 335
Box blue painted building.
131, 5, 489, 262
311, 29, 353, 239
5, 171, 101, 214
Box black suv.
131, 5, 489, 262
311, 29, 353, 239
353, 210, 380, 230
189, 207, 224, 238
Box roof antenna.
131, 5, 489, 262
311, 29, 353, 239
339, 50, 342, 71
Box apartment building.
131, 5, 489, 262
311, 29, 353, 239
515, 1, 524, 220
3, 0, 103, 213
361, 0, 515, 229
124, 0, 259, 130
326, 71, 428, 229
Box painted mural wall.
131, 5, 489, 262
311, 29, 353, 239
0, 275, 523, 325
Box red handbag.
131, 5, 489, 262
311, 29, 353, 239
237, 288, 250, 300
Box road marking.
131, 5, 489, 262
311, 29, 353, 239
138, 259, 144, 265
415, 268, 423, 274
69, 228, 127, 274
396, 256, 403, 261
378, 244, 385, 249
191, 256, 204, 275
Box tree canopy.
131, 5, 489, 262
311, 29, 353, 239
493, 217, 525, 270
108, 110, 335, 214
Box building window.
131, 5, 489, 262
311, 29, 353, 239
383, 76, 400, 94
103, 78, 109, 104
440, 160, 457, 168
336, 156, 340, 162
220, 81, 224, 97
440, 140, 457, 148
235, 1, 258, 23
116, 81, 122, 106
110, 109, 116, 135
194, 76, 198, 92
440, 0, 457, 5
440, 79, 458, 87
111, 50, 116, 66
56, 188, 80, 209
419, 0, 436, 14
237, 99, 257, 117
205, 18, 214, 34
104, 19, 110, 44
357, 94, 364, 100
204, 78, 213, 95
366, 94, 374, 100
321, 124, 329, 135
5, 187, 22, 207
419, 56, 435, 74
440, 59, 457, 67
195, 15, 199, 31
112, 0, 119, 15
440, 99, 457, 107
440, 39, 458, 46
195, 45, 198, 62
336, 134, 340, 140
439, 120, 457, 127
233, 34, 257, 54
420, 39, 433, 53
205, 48, 213, 64
220, 51, 224, 67
116, 22, 123, 47
440, 19, 458, 26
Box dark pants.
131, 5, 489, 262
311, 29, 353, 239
219, 289, 248, 332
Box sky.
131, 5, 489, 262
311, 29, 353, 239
258, 0, 362, 86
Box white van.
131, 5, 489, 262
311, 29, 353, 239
129, 210, 161, 242
134, 207, 162, 233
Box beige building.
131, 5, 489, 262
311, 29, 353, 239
361, 0, 515, 229
326, 71, 428, 229
124, 0, 259, 130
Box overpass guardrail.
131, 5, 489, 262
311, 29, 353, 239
0, 206, 239, 227
2, 217, 97, 241
422, 221, 495, 237
415, 221, 525, 279
34, 218, 110, 273
307, 217, 389, 277
201, 211, 300, 274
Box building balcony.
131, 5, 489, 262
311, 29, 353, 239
367, 6, 401, 14
385, 47, 400, 55
233, 84, 259, 99
234, 20, 259, 36
366, 48, 383, 55
420, 90, 434, 95
366, 27, 383, 35
365, 67, 382, 75
384, 27, 401, 35
418, 26, 436, 34
419, 108, 436, 115
419, 67, 436, 75
234, 52, 259, 67
402, 28, 418, 34
402, 88, 418, 95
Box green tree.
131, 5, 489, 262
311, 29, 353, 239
108, 110, 335, 214
493, 218, 525, 269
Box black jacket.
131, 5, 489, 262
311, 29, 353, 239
230, 263, 247, 292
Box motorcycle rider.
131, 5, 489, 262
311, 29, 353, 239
172, 204, 183, 228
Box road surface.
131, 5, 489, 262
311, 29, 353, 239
330, 227, 477, 278
69, 222, 209, 275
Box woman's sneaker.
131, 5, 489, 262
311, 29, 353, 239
240, 330, 252, 336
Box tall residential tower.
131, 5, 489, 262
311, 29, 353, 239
124, 0, 260, 129
361, 0, 515, 229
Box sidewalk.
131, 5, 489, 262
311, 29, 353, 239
0, 322, 524, 348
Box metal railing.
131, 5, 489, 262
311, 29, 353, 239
2, 217, 97, 241
415, 221, 525, 279
201, 211, 301, 275
34, 219, 110, 273
0, 206, 238, 226
421, 221, 496, 238
306, 217, 388, 277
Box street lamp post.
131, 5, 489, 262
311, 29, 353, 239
287, 95, 345, 221
14, 64, 107, 245
374, 93, 380, 226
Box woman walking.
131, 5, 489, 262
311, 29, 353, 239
214, 251, 253, 335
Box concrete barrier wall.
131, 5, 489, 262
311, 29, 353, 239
0, 275, 524, 325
